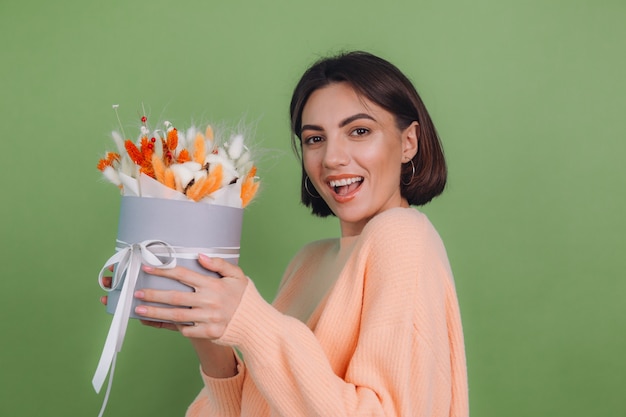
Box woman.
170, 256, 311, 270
105, 51, 469, 416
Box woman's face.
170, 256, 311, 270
301, 82, 418, 237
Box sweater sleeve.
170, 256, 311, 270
184, 244, 322, 417
185, 351, 246, 417
211, 208, 468, 416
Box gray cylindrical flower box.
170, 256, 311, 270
105, 196, 243, 322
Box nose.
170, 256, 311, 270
322, 135, 350, 169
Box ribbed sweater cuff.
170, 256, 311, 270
198, 354, 245, 414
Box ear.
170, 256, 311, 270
401, 121, 419, 162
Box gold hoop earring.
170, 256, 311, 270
304, 176, 321, 198
401, 160, 415, 186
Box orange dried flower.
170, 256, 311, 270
161, 138, 173, 166
177, 149, 191, 163
186, 164, 223, 201
166, 128, 178, 151
140, 137, 154, 162
241, 181, 259, 208
185, 177, 206, 201
163, 168, 176, 190
135, 137, 156, 178
240, 166, 259, 208
97, 152, 120, 171
125, 140, 143, 165
108, 152, 121, 163
193, 133, 206, 164
152, 155, 167, 183
140, 165, 155, 178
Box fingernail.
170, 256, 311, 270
134, 290, 145, 299
135, 306, 148, 314
142, 265, 154, 273
199, 253, 211, 261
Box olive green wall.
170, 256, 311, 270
1, 0, 624, 415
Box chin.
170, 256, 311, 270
334, 207, 371, 225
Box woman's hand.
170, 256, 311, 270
133, 254, 248, 340
100, 270, 185, 332
99, 265, 114, 307
99, 256, 243, 377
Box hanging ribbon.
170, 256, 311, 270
92, 239, 239, 416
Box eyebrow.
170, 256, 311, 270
340, 113, 376, 127
301, 113, 376, 132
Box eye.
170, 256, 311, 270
351, 127, 370, 136
303, 135, 324, 145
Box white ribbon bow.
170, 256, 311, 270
92, 240, 177, 416
92, 240, 240, 416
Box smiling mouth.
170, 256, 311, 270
329, 176, 363, 196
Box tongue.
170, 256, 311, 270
335, 182, 360, 196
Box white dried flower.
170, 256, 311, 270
102, 166, 121, 186
227, 134, 244, 160
169, 163, 195, 189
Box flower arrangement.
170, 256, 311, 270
97, 105, 260, 207
93, 106, 258, 413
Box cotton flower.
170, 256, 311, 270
169, 163, 195, 189
205, 152, 238, 186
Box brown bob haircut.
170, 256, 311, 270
290, 51, 447, 217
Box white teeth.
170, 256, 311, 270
329, 177, 363, 187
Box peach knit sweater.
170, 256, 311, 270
186, 207, 468, 416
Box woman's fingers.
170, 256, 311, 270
101, 276, 112, 289
127, 256, 249, 339
134, 267, 248, 339
135, 288, 197, 308
135, 303, 234, 340
142, 256, 244, 288
142, 265, 212, 289
139, 319, 179, 332
198, 254, 245, 279
135, 304, 205, 325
